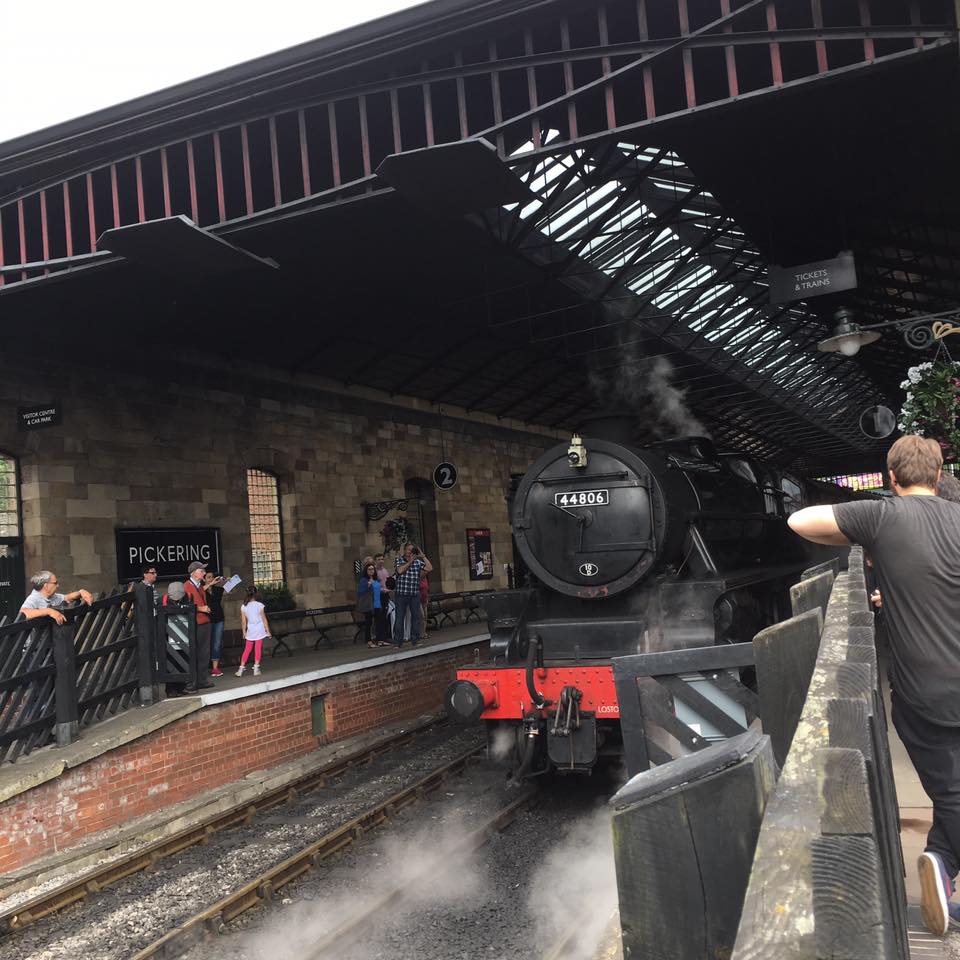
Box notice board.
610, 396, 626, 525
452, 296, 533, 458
466, 528, 493, 580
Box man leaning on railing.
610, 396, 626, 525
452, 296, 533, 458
19, 570, 94, 625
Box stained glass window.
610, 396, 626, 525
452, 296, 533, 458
817, 473, 885, 492
246, 469, 284, 585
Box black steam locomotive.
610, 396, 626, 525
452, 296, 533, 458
445, 416, 850, 777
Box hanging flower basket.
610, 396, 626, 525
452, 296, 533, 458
380, 517, 411, 554
898, 361, 960, 461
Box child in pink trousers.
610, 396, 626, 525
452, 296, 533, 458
237, 587, 270, 677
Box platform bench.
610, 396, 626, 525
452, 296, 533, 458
426, 590, 493, 630
268, 604, 363, 657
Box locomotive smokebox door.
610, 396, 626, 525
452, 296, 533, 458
512, 438, 668, 599
547, 717, 598, 771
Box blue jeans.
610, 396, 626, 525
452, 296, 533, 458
210, 621, 225, 662
393, 593, 421, 646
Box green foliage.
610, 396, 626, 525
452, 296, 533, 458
256, 582, 296, 612
899, 361, 960, 460
380, 517, 414, 554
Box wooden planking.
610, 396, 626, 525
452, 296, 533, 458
811, 835, 887, 959
790, 569, 834, 620
801, 557, 841, 582
753, 607, 823, 766
817, 747, 873, 835
613, 730, 777, 960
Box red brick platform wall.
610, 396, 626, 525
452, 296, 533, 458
0, 643, 488, 876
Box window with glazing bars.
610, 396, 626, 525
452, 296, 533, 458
0, 455, 18, 537
246, 468, 284, 585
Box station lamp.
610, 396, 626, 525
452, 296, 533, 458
816, 307, 960, 356
816, 308, 880, 357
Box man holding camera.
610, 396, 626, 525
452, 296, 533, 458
393, 543, 433, 649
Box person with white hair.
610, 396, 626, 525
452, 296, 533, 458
20, 571, 93, 625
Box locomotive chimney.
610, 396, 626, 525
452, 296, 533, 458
578, 414, 636, 445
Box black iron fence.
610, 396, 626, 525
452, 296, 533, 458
0, 585, 197, 764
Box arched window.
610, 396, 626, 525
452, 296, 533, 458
246, 468, 285, 585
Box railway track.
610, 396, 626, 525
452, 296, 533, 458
299, 785, 542, 959
130, 744, 490, 960
0, 715, 456, 937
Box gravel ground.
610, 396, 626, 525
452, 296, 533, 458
188, 764, 625, 960
0, 724, 484, 960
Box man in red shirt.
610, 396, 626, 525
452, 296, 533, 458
183, 561, 213, 690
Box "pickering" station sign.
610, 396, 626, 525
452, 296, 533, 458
115, 527, 222, 582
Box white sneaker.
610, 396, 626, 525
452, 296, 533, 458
253, 664, 261, 676
235, 665, 246, 677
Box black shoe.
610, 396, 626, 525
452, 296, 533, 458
183, 686, 198, 694
198, 682, 215, 689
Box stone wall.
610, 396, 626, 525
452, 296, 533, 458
0, 348, 558, 612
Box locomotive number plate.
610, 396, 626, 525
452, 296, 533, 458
554, 489, 609, 507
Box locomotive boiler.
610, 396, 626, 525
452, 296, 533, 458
445, 416, 841, 778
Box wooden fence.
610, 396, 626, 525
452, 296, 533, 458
612, 548, 908, 960
733, 546, 908, 959
0, 586, 183, 764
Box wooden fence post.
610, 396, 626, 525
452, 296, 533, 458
790, 569, 834, 620
753, 607, 823, 766
52, 621, 79, 746
133, 583, 158, 705
612, 729, 777, 960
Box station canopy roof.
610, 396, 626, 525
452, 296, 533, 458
0, 0, 957, 475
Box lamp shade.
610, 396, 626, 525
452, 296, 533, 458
817, 321, 881, 356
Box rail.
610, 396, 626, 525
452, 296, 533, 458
0, 713, 449, 933
270, 589, 495, 656
129, 743, 493, 960
301, 784, 541, 959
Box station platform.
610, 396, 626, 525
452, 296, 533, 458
0, 621, 489, 894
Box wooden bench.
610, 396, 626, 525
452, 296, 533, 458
268, 604, 363, 657
425, 590, 493, 630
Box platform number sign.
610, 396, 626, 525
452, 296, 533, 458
433, 461, 458, 491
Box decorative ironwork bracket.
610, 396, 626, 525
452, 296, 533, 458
898, 312, 960, 351
363, 498, 411, 529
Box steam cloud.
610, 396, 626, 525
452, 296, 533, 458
526, 808, 619, 960
220, 814, 485, 960
489, 725, 515, 763
590, 337, 708, 440
202, 801, 620, 960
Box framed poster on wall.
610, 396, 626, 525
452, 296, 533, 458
465, 528, 493, 580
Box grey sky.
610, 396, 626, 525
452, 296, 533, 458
3, 0, 423, 144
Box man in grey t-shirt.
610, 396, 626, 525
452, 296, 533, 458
788, 434, 960, 937
20, 570, 94, 625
